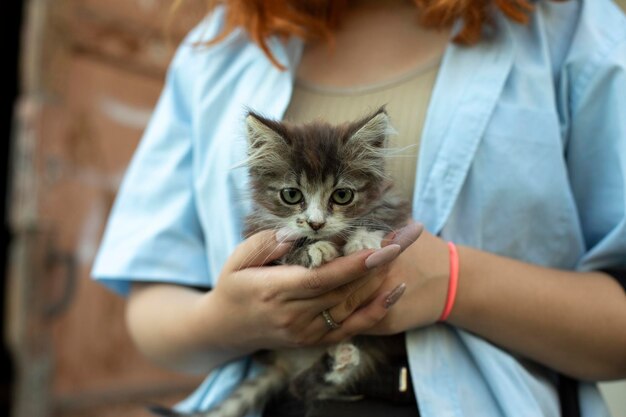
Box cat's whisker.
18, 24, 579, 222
238, 227, 285, 268
384, 155, 420, 159
193, 109, 415, 417
230, 157, 249, 170
260, 229, 302, 266
385, 143, 419, 156
347, 220, 395, 232
260, 245, 283, 267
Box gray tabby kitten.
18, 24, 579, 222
150, 107, 410, 417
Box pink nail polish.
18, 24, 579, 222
392, 223, 424, 250
384, 283, 406, 309
365, 244, 401, 269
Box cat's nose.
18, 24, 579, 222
307, 221, 325, 231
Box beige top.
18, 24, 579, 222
283, 61, 440, 201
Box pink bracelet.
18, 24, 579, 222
439, 242, 459, 322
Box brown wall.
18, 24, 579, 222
8, 1, 208, 416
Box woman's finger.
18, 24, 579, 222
381, 221, 424, 250
316, 283, 407, 345
292, 272, 375, 324
224, 230, 292, 271
280, 244, 401, 299
325, 270, 387, 323
287, 273, 386, 342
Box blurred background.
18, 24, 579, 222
2, 1, 626, 417
3, 1, 208, 416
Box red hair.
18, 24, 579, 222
172, 0, 534, 68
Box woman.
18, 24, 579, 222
92, 1, 626, 416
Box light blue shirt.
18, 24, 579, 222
92, 1, 626, 416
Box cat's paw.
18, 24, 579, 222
324, 343, 361, 385
343, 228, 385, 255
307, 241, 339, 268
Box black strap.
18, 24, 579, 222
556, 268, 624, 416
601, 268, 626, 292
557, 374, 580, 417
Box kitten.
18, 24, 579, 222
150, 107, 411, 417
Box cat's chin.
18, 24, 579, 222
282, 229, 346, 246
308, 232, 347, 246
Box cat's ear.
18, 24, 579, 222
245, 111, 289, 149
346, 107, 395, 148
245, 111, 291, 173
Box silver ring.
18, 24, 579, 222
321, 309, 341, 330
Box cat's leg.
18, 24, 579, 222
343, 228, 385, 255
307, 241, 339, 267
323, 342, 362, 386
289, 352, 334, 402
289, 343, 363, 402
305, 342, 379, 402
284, 241, 339, 268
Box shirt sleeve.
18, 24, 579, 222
565, 37, 626, 273
91, 47, 210, 297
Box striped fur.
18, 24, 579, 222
150, 108, 411, 417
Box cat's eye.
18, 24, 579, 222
331, 189, 354, 205
280, 188, 303, 205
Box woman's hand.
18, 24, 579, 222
339, 224, 626, 380
373, 229, 450, 334
203, 226, 422, 351
126, 224, 422, 374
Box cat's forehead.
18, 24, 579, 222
298, 174, 334, 192
276, 172, 365, 192
287, 128, 345, 182
247, 113, 388, 187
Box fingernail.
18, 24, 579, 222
392, 223, 424, 250
384, 283, 406, 309
276, 228, 301, 243
381, 231, 397, 247
365, 244, 401, 269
